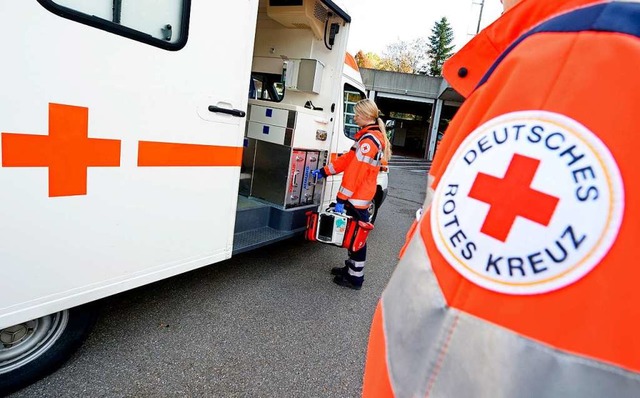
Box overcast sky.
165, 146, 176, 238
340, 0, 503, 55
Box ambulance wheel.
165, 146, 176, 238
368, 197, 380, 224
0, 303, 99, 395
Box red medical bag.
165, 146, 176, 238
305, 208, 374, 252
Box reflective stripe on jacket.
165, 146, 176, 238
324, 124, 385, 209
363, 0, 640, 396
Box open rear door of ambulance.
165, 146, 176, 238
0, 0, 257, 393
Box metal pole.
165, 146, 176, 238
113, 0, 122, 24
475, 0, 485, 34
426, 99, 443, 161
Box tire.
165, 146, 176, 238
368, 195, 380, 224
0, 303, 99, 395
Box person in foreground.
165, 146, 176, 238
312, 99, 391, 290
362, 0, 640, 396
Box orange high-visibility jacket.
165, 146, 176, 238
363, 0, 640, 397
324, 124, 386, 209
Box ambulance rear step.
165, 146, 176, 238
233, 195, 315, 255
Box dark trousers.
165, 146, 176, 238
345, 204, 370, 283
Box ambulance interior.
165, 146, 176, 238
233, 0, 359, 254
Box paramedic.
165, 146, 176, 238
362, 0, 640, 396
312, 99, 391, 290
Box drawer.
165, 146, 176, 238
246, 121, 293, 146
249, 105, 296, 129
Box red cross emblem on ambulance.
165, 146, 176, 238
2, 104, 121, 197
430, 111, 624, 295
1, 103, 243, 197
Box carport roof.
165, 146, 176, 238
360, 68, 464, 104
438, 85, 465, 103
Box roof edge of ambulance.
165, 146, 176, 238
345, 52, 359, 72
322, 0, 351, 23
343, 53, 365, 91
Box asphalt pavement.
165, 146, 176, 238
11, 165, 428, 398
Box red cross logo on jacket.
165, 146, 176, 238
468, 153, 559, 242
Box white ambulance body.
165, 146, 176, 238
0, 0, 387, 392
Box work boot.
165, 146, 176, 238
330, 260, 353, 276
332, 274, 362, 290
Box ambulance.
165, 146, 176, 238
0, 0, 388, 392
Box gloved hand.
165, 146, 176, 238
334, 202, 345, 214
311, 168, 326, 180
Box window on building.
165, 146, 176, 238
343, 84, 364, 140
389, 111, 423, 122
37, 0, 190, 50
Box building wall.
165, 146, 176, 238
360, 68, 464, 160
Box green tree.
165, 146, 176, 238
427, 17, 455, 76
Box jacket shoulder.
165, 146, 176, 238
476, 2, 640, 91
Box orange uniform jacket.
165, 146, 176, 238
363, 0, 640, 397
324, 125, 386, 209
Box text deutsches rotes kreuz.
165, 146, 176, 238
440, 122, 600, 280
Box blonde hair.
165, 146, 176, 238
354, 99, 392, 161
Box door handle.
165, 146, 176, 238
208, 105, 246, 118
